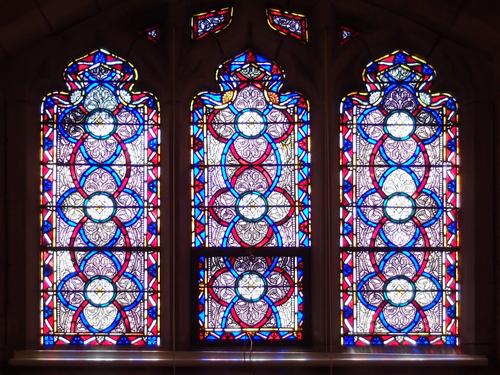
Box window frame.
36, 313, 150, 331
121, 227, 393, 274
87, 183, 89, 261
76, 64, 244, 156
0, 0, 495, 369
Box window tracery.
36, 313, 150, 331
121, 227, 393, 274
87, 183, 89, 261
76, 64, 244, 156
191, 50, 310, 341
40, 49, 160, 347
340, 50, 459, 346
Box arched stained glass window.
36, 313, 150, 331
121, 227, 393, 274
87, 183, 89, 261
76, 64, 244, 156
191, 50, 310, 341
40, 49, 160, 347
340, 50, 459, 346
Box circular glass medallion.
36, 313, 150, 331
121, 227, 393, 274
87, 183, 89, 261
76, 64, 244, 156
235, 191, 268, 222
384, 110, 416, 140
85, 109, 117, 139
235, 271, 267, 302
383, 276, 416, 307
84, 276, 117, 307
83, 192, 117, 223
235, 109, 267, 138
383, 192, 416, 223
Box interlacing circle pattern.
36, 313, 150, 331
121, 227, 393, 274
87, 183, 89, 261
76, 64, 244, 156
355, 88, 446, 335
41, 49, 160, 346
207, 90, 298, 247
191, 50, 310, 248
340, 50, 459, 346
357, 251, 442, 333
56, 96, 145, 333
357, 103, 443, 249
200, 256, 303, 341
193, 51, 309, 341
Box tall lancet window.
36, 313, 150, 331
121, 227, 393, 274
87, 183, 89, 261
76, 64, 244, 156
191, 50, 310, 341
340, 50, 459, 346
40, 49, 160, 347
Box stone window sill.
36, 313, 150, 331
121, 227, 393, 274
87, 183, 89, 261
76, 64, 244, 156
9, 349, 488, 367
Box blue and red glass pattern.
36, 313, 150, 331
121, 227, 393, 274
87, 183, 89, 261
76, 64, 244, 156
266, 8, 308, 43
191, 50, 311, 248
340, 50, 459, 346
191, 7, 233, 40
339, 26, 359, 46
192, 51, 309, 342
145, 26, 160, 43
41, 49, 160, 346
198, 256, 303, 341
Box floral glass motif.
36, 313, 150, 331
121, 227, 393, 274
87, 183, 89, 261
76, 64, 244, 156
192, 50, 310, 342
145, 26, 160, 43
340, 50, 459, 346
191, 7, 233, 40
198, 256, 303, 341
191, 50, 311, 248
41, 49, 160, 346
339, 26, 359, 46
266, 8, 308, 43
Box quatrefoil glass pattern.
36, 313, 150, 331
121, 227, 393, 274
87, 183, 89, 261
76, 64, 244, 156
198, 256, 303, 341
340, 50, 459, 346
191, 50, 310, 248
191, 50, 309, 342
40, 49, 160, 346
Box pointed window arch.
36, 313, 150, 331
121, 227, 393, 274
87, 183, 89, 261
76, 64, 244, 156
40, 49, 160, 347
191, 50, 310, 341
340, 50, 459, 346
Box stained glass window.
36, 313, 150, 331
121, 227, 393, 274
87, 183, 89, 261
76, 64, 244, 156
266, 8, 308, 43
340, 50, 459, 346
339, 26, 359, 46
144, 26, 160, 43
40, 49, 160, 347
191, 7, 233, 40
191, 50, 310, 249
191, 50, 310, 341
198, 256, 303, 341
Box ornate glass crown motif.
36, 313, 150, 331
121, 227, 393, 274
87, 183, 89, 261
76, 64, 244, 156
266, 8, 308, 43
191, 7, 233, 40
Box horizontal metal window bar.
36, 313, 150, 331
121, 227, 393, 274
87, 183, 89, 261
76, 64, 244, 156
191, 121, 308, 126
190, 163, 310, 167
340, 247, 459, 252
41, 247, 159, 251
340, 164, 458, 168
339, 123, 458, 127
42, 205, 159, 209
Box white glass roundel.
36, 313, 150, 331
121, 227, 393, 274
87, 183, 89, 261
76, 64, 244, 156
236, 271, 267, 302
384, 276, 416, 307
84, 276, 117, 307
236, 109, 266, 138
383, 193, 415, 223
83, 193, 117, 223
384, 110, 416, 140
85, 110, 117, 139
236, 192, 268, 222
